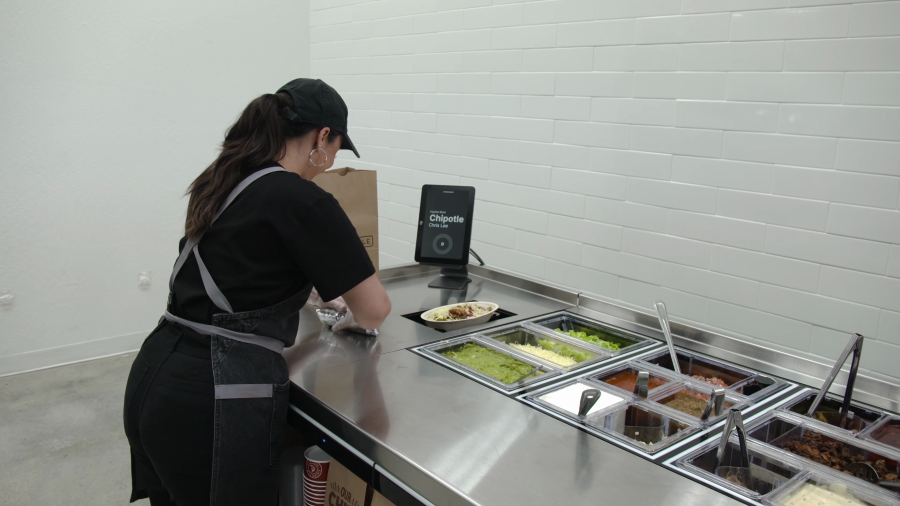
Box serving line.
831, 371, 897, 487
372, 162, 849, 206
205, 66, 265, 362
285, 264, 900, 506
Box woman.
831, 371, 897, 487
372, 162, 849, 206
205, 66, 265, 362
123, 78, 391, 506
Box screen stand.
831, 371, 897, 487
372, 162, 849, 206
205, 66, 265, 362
427, 265, 471, 290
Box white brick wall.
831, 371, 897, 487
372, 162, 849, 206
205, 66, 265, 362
312, 0, 900, 380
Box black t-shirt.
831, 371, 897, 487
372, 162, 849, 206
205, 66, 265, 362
170, 166, 375, 324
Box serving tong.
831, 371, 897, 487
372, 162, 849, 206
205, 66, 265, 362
714, 409, 781, 494
701, 388, 727, 421
634, 372, 650, 400
806, 333, 865, 431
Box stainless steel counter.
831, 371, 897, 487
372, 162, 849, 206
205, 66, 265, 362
285, 264, 900, 506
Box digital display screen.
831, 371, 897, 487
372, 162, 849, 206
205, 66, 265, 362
415, 185, 475, 265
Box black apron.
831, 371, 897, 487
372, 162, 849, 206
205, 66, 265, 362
134, 166, 312, 505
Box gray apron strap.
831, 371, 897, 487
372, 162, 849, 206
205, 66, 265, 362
168, 166, 286, 313
214, 384, 273, 399
192, 244, 234, 314
168, 237, 197, 293
163, 310, 285, 354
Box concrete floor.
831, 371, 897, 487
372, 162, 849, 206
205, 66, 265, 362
0, 354, 147, 506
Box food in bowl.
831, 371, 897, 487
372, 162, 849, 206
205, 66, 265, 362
429, 303, 493, 322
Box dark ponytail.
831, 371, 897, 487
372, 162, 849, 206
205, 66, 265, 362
184, 92, 338, 240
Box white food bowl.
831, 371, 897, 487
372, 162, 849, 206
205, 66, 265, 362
420, 302, 500, 331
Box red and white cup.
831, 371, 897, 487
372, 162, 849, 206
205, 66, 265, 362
305, 485, 326, 502
305, 494, 325, 506
303, 446, 330, 506
305, 489, 326, 499
304, 482, 326, 494
304, 446, 330, 483
305, 491, 326, 506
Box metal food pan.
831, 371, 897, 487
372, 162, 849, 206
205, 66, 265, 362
763, 469, 900, 506
481, 324, 609, 371
747, 412, 900, 498
527, 378, 630, 421
588, 364, 679, 396
648, 381, 750, 427
676, 437, 806, 501
639, 349, 755, 389
420, 337, 560, 391
526, 312, 654, 355
780, 391, 885, 435
586, 401, 699, 455
862, 416, 900, 453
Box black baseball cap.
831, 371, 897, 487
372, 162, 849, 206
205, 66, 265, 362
277, 78, 359, 158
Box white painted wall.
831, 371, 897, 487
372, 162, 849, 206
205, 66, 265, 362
317, 0, 900, 381
0, 0, 310, 375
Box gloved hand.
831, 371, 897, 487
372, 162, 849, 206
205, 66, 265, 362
331, 309, 360, 332
331, 309, 379, 336
307, 287, 349, 313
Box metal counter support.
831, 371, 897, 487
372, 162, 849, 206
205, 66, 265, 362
286, 264, 900, 506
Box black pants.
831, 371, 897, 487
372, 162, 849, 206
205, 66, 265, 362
124, 321, 214, 505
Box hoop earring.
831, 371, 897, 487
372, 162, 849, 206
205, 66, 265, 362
309, 147, 327, 167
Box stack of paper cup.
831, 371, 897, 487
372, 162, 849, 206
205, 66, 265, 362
303, 446, 330, 506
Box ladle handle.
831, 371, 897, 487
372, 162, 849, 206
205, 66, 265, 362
806, 333, 864, 418
655, 301, 681, 375
715, 409, 748, 470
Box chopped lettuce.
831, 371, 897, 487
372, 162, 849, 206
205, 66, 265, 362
555, 329, 621, 351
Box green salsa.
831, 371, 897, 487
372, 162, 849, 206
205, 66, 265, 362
441, 343, 540, 384
556, 329, 621, 351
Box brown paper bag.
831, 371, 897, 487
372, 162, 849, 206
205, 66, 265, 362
325, 459, 367, 506
312, 167, 379, 271
369, 490, 397, 506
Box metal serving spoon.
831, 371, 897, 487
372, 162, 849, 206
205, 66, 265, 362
655, 301, 681, 375
844, 462, 900, 492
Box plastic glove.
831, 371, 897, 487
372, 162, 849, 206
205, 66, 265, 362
307, 287, 349, 313
331, 309, 361, 332
331, 309, 379, 337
